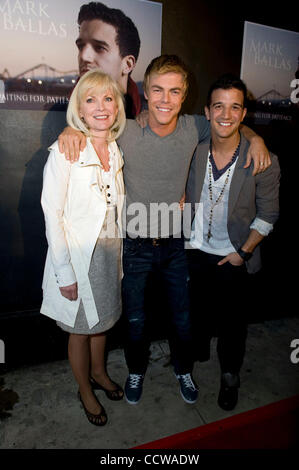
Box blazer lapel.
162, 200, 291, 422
228, 135, 250, 220
191, 141, 209, 220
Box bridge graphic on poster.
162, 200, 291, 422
255, 89, 292, 107
1, 63, 78, 83
0, 63, 79, 108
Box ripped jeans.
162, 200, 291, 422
122, 235, 193, 375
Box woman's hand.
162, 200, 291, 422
59, 282, 78, 301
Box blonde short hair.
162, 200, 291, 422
67, 69, 126, 142
143, 55, 189, 98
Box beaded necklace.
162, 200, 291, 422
206, 140, 240, 242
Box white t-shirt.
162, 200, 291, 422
189, 152, 273, 255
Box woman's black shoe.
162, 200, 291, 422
89, 376, 124, 401
78, 391, 107, 426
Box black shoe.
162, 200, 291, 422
78, 391, 107, 426
217, 373, 240, 411
89, 376, 124, 401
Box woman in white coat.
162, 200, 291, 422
41, 69, 126, 426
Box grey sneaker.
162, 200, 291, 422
176, 373, 198, 404
124, 374, 144, 405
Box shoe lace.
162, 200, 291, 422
180, 373, 197, 391
129, 374, 143, 389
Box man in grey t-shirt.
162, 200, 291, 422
58, 55, 271, 408
117, 114, 210, 238
120, 56, 209, 406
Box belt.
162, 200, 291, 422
126, 233, 175, 246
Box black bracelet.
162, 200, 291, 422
237, 248, 252, 261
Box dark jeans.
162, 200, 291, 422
186, 249, 248, 374
122, 236, 193, 375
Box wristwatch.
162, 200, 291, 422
237, 247, 253, 261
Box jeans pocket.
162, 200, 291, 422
123, 238, 140, 256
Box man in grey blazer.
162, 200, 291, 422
185, 74, 280, 411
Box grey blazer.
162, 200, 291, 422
185, 135, 280, 274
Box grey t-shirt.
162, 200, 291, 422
117, 114, 210, 237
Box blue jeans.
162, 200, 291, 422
122, 236, 193, 375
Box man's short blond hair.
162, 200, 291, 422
143, 54, 189, 98
67, 69, 126, 142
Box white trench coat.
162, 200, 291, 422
40, 138, 125, 329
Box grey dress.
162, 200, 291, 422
57, 205, 122, 334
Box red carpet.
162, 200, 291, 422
133, 395, 299, 449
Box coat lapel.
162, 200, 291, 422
80, 139, 123, 171
228, 135, 250, 220
78, 138, 101, 167
109, 140, 124, 174
191, 141, 209, 220
195, 142, 209, 198
78, 138, 124, 200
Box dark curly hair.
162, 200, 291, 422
207, 74, 248, 108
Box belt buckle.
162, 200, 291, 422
152, 238, 160, 246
